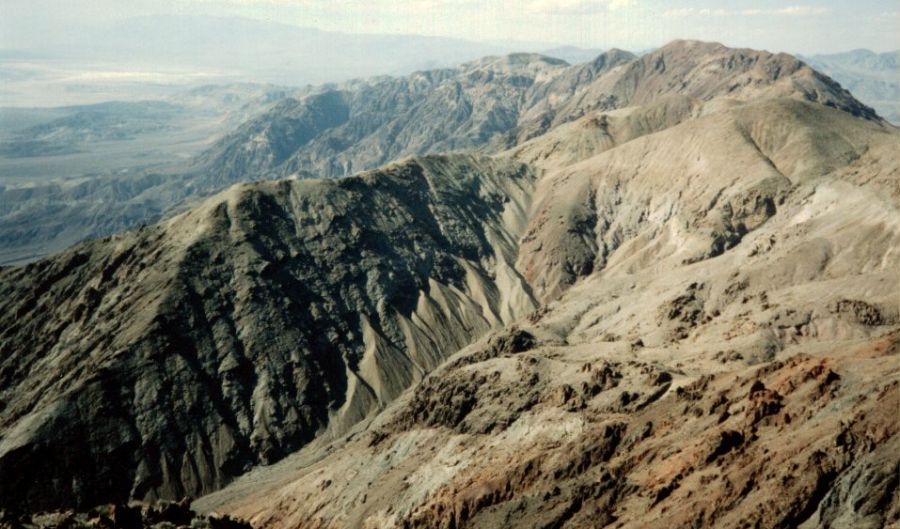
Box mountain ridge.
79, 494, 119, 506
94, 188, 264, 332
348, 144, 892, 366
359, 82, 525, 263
196, 92, 900, 529
196, 39, 881, 184
0, 40, 886, 265
802, 48, 900, 124
0, 154, 538, 510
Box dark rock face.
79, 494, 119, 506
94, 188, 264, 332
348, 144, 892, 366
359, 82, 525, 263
0, 155, 535, 511
832, 299, 895, 326
0, 500, 253, 529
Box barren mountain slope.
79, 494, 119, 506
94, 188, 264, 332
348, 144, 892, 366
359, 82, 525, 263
196, 98, 900, 529
2, 41, 881, 267
193, 54, 575, 182
804, 49, 900, 124
517, 97, 895, 302
1, 41, 898, 528
512, 39, 881, 149
0, 155, 537, 511
198, 40, 878, 185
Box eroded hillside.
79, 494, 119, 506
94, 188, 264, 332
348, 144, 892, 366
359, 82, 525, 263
193, 93, 900, 529
0, 155, 536, 510
197, 40, 878, 183
0, 40, 898, 529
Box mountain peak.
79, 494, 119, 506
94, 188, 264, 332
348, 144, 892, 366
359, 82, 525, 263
589, 48, 637, 69
657, 39, 729, 53
628, 40, 881, 121
463, 52, 570, 73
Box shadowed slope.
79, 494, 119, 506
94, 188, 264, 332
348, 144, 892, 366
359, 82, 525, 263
0, 154, 536, 511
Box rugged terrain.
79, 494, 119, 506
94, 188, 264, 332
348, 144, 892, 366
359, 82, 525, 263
0, 40, 898, 528
198, 96, 900, 529
0, 499, 252, 529
3, 39, 881, 265
198, 40, 876, 182
0, 154, 536, 510
804, 49, 900, 124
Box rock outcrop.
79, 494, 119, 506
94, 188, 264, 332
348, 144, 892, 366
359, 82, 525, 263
0, 499, 252, 529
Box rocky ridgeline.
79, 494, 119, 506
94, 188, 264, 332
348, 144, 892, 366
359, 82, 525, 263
197, 40, 879, 183
0, 39, 882, 265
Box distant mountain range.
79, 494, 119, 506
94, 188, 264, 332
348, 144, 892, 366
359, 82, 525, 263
803, 49, 900, 124
3, 41, 886, 265
192, 50, 636, 184
540, 46, 606, 64
2, 13, 896, 124
0, 19, 896, 268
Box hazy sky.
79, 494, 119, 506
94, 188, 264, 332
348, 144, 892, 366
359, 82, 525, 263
2, 0, 898, 54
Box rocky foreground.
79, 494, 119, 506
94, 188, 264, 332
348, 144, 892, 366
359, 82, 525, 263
1, 40, 899, 528
0, 499, 250, 529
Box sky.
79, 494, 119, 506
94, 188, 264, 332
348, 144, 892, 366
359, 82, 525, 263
1, 0, 898, 54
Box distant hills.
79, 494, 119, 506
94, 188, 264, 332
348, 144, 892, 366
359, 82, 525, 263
540, 45, 606, 64
193, 42, 879, 185
0, 84, 305, 264
1, 26, 897, 267
2, 13, 896, 124
803, 49, 900, 124
0, 40, 891, 266
0, 101, 181, 158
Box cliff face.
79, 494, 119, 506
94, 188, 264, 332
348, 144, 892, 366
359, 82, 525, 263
1, 40, 898, 528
